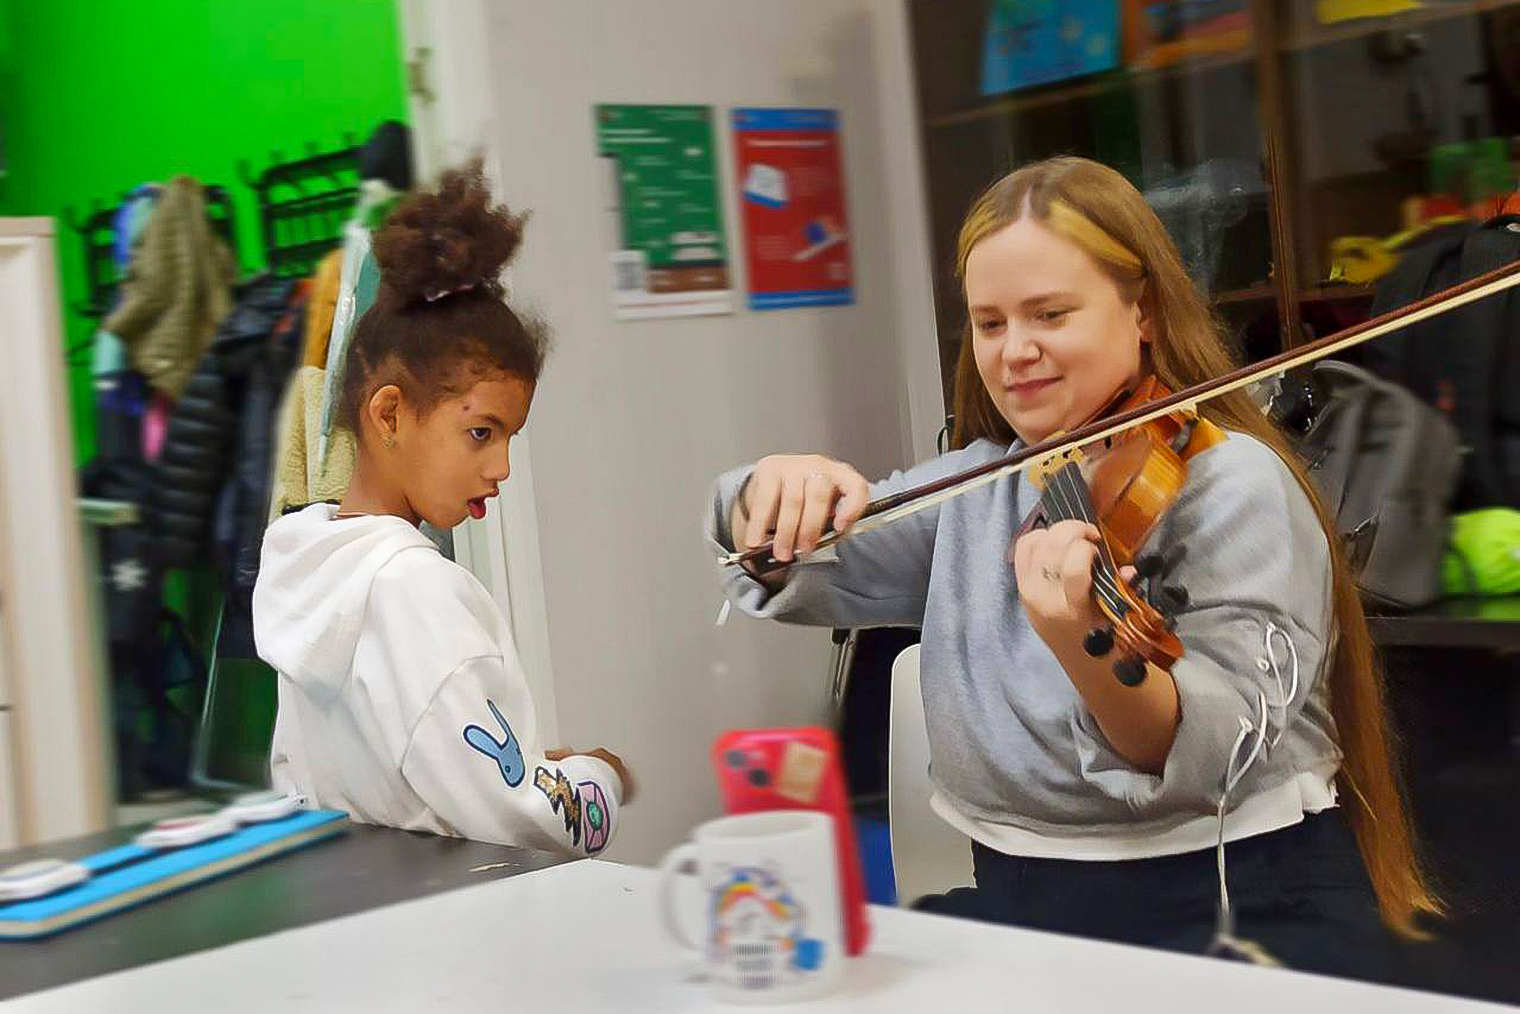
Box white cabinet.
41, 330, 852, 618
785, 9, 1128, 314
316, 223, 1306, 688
0, 602, 15, 850
0, 218, 113, 845
0, 713, 18, 850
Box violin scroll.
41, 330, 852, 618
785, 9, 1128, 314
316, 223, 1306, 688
1081, 568, 1188, 687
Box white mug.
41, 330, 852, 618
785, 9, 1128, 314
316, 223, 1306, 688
658, 810, 844, 1004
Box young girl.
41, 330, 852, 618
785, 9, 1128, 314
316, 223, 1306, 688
255, 164, 632, 857
707, 157, 1438, 978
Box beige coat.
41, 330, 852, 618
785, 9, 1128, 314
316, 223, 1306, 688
268, 365, 356, 522
104, 176, 238, 397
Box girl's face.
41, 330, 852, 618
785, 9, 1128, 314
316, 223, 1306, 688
379, 373, 535, 529
964, 216, 1150, 446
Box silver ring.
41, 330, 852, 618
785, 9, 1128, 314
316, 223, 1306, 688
1041, 566, 1062, 583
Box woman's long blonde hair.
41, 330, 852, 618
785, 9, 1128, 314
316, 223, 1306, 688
951, 157, 1441, 938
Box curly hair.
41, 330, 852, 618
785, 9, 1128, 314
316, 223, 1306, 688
337, 159, 549, 435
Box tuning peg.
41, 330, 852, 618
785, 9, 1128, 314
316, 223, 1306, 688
1135, 553, 1165, 578
1083, 627, 1115, 658
1114, 657, 1148, 687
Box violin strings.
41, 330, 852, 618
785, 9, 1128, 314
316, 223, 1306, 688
1054, 466, 1126, 582
1054, 468, 1130, 614
1040, 463, 1129, 617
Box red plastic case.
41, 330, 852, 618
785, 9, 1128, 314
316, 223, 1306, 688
711, 726, 870, 956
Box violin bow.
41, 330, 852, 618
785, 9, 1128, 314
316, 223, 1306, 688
725, 258, 1520, 570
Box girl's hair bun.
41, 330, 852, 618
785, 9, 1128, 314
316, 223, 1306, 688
371, 158, 525, 307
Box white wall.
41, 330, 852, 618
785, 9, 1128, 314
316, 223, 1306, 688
404, 0, 943, 863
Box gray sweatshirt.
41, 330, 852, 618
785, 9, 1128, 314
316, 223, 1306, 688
707, 433, 1344, 853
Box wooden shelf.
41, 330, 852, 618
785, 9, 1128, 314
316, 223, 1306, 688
1367, 596, 1520, 649
1214, 285, 1276, 305
1303, 283, 1377, 301
1213, 285, 1274, 305
1212, 283, 1376, 305
1281, 0, 1520, 51
926, 48, 1256, 129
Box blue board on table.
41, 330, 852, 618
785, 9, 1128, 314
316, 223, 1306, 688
0, 810, 348, 940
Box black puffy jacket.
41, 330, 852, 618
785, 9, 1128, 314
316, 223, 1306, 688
152, 277, 297, 562
150, 277, 303, 656
218, 293, 306, 657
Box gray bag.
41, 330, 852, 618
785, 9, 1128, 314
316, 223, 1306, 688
1298, 360, 1461, 610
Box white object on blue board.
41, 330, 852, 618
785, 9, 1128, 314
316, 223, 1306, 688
0, 859, 91, 903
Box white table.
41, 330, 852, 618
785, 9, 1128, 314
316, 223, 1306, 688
5, 860, 1505, 1012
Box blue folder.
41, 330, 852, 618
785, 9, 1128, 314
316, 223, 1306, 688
0, 810, 348, 939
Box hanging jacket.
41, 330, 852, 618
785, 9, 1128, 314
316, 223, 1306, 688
93, 185, 161, 468
316, 182, 399, 468
112, 184, 161, 266
150, 277, 299, 569
302, 249, 344, 369
103, 176, 239, 398
216, 289, 309, 657
267, 365, 357, 522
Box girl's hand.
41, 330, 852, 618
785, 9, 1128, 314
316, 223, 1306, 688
732, 454, 871, 566
545, 747, 636, 804
1011, 520, 1129, 651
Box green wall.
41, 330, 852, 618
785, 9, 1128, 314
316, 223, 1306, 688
2, 0, 408, 462
0, 0, 15, 207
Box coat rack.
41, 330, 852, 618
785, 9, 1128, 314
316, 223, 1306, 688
239, 137, 362, 279
63, 186, 239, 320
62, 133, 369, 324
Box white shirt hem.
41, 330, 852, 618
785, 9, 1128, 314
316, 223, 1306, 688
931, 771, 1339, 861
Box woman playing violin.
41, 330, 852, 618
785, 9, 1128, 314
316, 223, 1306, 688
705, 157, 1439, 979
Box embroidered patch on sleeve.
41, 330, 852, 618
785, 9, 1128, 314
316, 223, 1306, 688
579, 780, 610, 854
533, 766, 583, 845
463, 699, 526, 787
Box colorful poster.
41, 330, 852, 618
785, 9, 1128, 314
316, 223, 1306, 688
594, 104, 733, 319
731, 108, 854, 311
980, 0, 1119, 94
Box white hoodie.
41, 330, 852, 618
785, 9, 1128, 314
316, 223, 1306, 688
252, 504, 621, 857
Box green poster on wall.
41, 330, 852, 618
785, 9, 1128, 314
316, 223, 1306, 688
594, 104, 733, 319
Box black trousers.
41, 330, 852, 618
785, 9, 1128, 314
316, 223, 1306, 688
912, 810, 1398, 985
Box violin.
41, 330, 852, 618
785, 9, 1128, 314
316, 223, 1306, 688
1012, 376, 1224, 686
724, 259, 1520, 685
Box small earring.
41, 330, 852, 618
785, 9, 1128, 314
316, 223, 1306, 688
383, 435, 396, 449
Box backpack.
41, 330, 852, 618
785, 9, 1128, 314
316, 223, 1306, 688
1365, 216, 1520, 510
1298, 360, 1461, 610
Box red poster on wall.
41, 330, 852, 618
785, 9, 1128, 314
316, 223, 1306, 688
732, 108, 854, 310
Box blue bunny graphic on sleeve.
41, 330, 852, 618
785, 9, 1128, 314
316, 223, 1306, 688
463, 699, 526, 787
